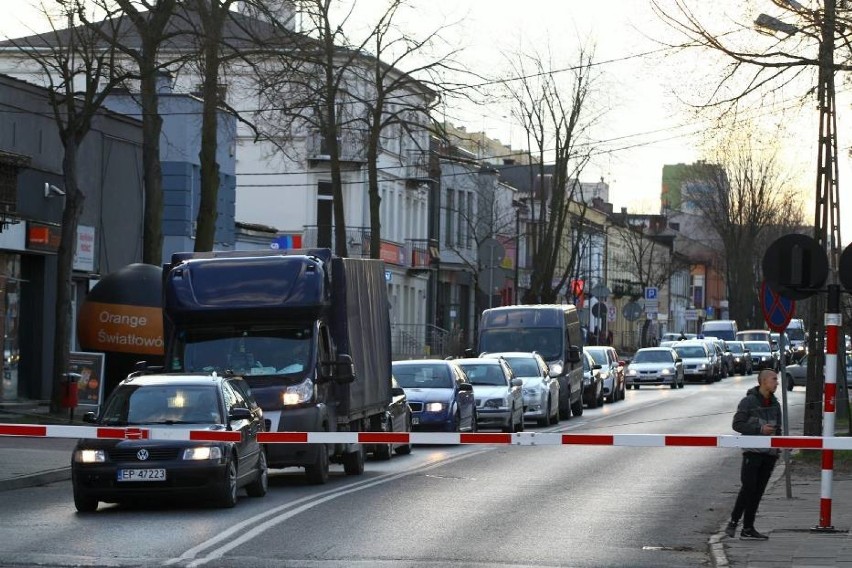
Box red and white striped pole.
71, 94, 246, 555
816, 285, 841, 531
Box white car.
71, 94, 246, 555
454, 358, 524, 433
672, 341, 715, 383
480, 352, 559, 426
625, 347, 684, 389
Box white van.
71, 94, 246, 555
786, 318, 806, 352
701, 320, 738, 342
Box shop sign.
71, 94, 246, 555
74, 225, 96, 272
26, 221, 61, 253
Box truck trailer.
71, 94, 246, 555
162, 249, 393, 483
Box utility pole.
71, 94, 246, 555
804, 0, 844, 436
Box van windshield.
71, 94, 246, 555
175, 327, 313, 378
479, 328, 563, 361
787, 328, 806, 341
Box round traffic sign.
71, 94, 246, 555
762, 234, 828, 300
622, 301, 642, 321
477, 267, 506, 294
760, 281, 795, 333
592, 302, 607, 318
477, 238, 506, 268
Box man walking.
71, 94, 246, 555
725, 369, 781, 540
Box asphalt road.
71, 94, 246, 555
0, 374, 806, 567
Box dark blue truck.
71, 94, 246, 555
162, 249, 393, 484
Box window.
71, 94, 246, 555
445, 188, 454, 247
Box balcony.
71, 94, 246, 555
301, 226, 434, 271
306, 130, 367, 165
405, 238, 435, 274
404, 150, 433, 184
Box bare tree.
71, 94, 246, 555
502, 47, 598, 304
8, 0, 131, 412
683, 132, 804, 328
83, 0, 182, 265
609, 216, 684, 346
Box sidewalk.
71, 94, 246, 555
713, 457, 852, 567
0, 401, 76, 492
2, 404, 852, 566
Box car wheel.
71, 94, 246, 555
217, 456, 238, 508
342, 446, 365, 476
634, 384, 640, 390
502, 406, 516, 433
587, 390, 598, 409
73, 484, 98, 513
305, 444, 330, 485
539, 397, 551, 425
570, 391, 584, 417
549, 400, 560, 425
516, 406, 525, 432
452, 410, 462, 433
396, 415, 413, 455
597, 386, 605, 407
374, 417, 393, 461
786, 374, 794, 391
245, 449, 268, 497
470, 410, 478, 433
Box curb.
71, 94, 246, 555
709, 454, 788, 567
0, 467, 71, 493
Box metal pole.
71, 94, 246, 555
515, 207, 521, 305
814, 284, 840, 531
779, 332, 792, 499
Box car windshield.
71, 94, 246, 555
787, 328, 806, 341
392, 363, 454, 389
673, 346, 706, 358
632, 350, 673, 364
100, 385, 222, 425
479, 328, 562, 361
176, 326, 313, 379
744, 341, 771, 352
503, 357, 540, 377
728, 344, 745, 354
457, 364, 507, 386
585, 349, 608, 365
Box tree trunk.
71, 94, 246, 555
50, 143, 85, 414
194, 15, 222, 252
139, 63, 164, 264
367, 141, 381, 259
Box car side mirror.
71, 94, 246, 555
567, 346, 581, 364
391, 387, 405, 397
592, 364, 602, 370
320, 354, 356, 384
458, 383, 473, 392
229, 407, 252, 421
82, 412, 97, 424
675, 357, 683, 363
511, 378, 523, 387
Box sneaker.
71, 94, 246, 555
740, 527, 769, 540
724, 521, 737, 538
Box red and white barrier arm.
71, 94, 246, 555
3, 423, 852, 449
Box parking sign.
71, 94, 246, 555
645, 287, 658, 301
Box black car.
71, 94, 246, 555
581, 351, 604, 408
71, 373, 267, 513
373, 376, 413, 460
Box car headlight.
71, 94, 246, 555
661, 367, 674, 375
626, 369, 638, 376
74, 449, 105, 463
485, 398, 507, 409
426, 402, 446, 412
282, 379, 314, 406
761, 356, 769, 361
698, 363, 707, 370
549, 363, 563, 376
182, 446, 223, 461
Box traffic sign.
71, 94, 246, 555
760, 280, 795, 333
607, 305, 617, 322
623, 301, 642, 321
644, 287, 658, 301
592, 302, 607, 318
762, 234, 827, 300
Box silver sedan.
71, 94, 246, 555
480, 352, 559, 426
454, 358, 524, 433
624, 347, 684, 389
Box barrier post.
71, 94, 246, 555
814, 284, 840, 532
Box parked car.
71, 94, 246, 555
624, 347, 684, 389
454, 357, 524, 433
727, 341, 753, 375
581, 350, 605, 408
480, 351, 559, 426
392, 359, 477, 433
374, 376, 413, 459
583, 346, 625, 403
783, 354, 809, 391
71, 373, 268, 513
672, 341, 715, 383
743, 341, 778, 371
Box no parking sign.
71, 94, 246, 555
761, 280, 795, 332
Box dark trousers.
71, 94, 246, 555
731, 452, 778, 529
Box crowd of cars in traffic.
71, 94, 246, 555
69, 328, 818, 514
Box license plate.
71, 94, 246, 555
117, 468, 166, 482
412, 417, 420, 425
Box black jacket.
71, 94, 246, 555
732, 386, 782, 455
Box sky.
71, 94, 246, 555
3, 0, 851, 245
